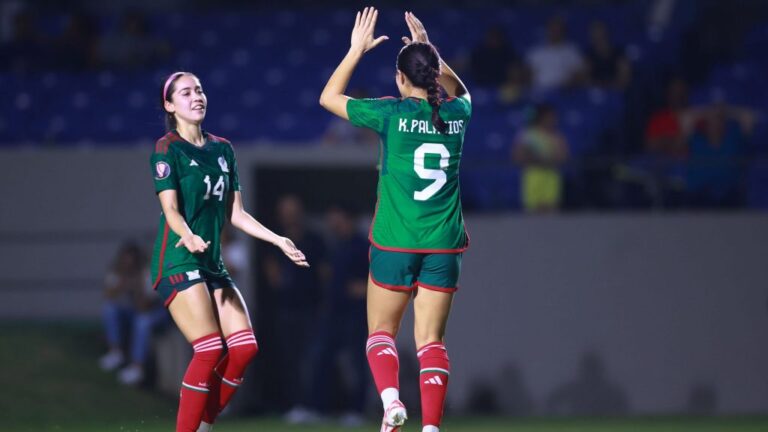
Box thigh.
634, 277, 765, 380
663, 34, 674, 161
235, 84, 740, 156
413, 287, 454, 348
212, 284, 252, 338
167, 282, 219, 343
366, 276, 411, 337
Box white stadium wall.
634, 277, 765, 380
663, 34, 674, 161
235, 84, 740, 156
1, 148, 768, 415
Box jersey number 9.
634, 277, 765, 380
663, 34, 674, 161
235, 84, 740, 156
413, 143, 449, 201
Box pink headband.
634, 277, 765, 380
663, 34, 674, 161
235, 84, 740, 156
162, 72, 186, 100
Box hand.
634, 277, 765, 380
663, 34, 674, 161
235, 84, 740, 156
176, 234, 210, 254
276, 237, 310, 268
350, 7, 388, 54
402, 11, 429, 45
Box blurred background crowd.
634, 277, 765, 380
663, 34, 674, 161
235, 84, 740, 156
2, 0, 767, 212
2, 0, 768, 429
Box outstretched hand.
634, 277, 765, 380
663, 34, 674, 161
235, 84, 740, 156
276, 236, 310, 268
176, 234, 210, 254
351, 7, 388, 54
401, 11, 429, 45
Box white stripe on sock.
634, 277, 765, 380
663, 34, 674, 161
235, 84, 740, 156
228, 340, 257, 349
420, 367, 450, 376
226, 332, 255, 346
194, 338, 223, 351
417, 344, 445, 357
227, 336, 256, 348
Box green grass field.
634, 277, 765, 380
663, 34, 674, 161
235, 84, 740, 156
2, 322, 767, 432
14, 416, 768, 432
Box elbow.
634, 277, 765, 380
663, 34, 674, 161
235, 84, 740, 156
319, 94, 329, 109
229, 211, 242, 229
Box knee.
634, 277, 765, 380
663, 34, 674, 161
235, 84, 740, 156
369, 319, 400, 337
226, 330, 259, 367
192, 333, 225, 365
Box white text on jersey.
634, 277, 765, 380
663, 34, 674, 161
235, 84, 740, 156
398, 118, 464, 135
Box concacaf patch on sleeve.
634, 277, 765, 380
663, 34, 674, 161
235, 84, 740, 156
155, 161, 171, 179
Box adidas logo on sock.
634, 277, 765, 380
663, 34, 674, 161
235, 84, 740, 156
424, 376, 444, 385
377, 348, 397, 356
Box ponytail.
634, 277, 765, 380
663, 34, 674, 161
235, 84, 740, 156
397, 42, 448, 134
426, 72, 448, 134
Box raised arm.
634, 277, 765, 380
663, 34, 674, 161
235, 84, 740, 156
319, 7, 389, 119
402, 11, 469, 100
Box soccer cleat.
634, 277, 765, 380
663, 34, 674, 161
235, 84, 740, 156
380, 400, 407, 432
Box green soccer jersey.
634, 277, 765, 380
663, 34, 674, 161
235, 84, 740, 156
149, 130, 240, 286
347, 96, 471, 252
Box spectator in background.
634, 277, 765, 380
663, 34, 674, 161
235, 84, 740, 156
99, 9, 170, 70
53, 11, 100, 70
98, 241, 169, 386
322, 88, 380, 147
513, 104, 569, 213
470, 26, 521, 87
585, 21, 631, 89
302, 205, 370, 426
645, 78, 689, 159
262, 195, 327, 419
498, 61, 529, 106
0, 9, 47, 73
685, 102, 755, 208
526, 16, 585, 92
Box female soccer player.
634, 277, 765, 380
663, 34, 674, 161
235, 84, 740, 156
151, 71, 309, 432
319, 9, 471, 432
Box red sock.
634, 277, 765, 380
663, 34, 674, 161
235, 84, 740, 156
201, 329, 259, 424
366, 331, 399, 394
177, 333, 223, 432
418, 342, 450, 428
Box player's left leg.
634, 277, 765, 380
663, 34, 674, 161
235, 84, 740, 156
413, 253, 460, 432
200, 280, 257, 431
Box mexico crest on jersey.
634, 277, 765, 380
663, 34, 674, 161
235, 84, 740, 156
155, 161, 171, 179
218, 156, 229, 172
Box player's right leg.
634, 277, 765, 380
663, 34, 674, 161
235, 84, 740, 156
412, 251, 461, 432
200, 279, 258, 430
163, 280, 222, 432
368, 246, 419, 431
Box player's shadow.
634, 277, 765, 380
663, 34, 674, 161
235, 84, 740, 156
686, 382, 718, 415
466, 361, 536, 416
546, 350, 630, 416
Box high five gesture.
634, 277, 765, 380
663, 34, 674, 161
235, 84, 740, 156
351, 7, 389, 54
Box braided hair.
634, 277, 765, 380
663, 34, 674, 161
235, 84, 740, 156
396, 42, 448, 134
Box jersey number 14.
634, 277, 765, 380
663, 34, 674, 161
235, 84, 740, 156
203, 175, 225, 201
414, 143, 449, 201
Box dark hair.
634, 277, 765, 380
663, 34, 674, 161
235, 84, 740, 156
160, 72, 188, 131
396, 42, 448, 134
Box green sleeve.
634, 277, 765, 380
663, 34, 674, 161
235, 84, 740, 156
228, 145, 241, 192
455, 95, 472, 117
150, 147, 178, 193
346, 97, 398, 133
